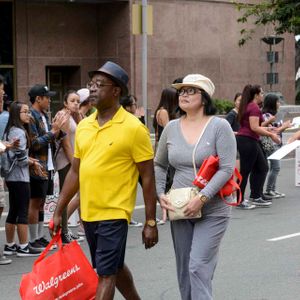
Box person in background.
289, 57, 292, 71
153, 88, 178, 143
28, 84, 69, 251
226, 92, 242, 190
0, 75, 12, 264
3, 102, 42, 257
153, 88, 179, 212
287, 130, 300, 143
54, 90, 83, 243
78, 88, 92, 119
226, 92, 241, 133
64, 88, 91, 237
51, 61, 158, 300
155, 74, 236, 300
262, 93, 291, 198
236, 85, 280, 209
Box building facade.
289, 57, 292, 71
0, 0, 295, 122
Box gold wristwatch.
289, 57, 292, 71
145, 219, 157, 227
198, 193, 209, 204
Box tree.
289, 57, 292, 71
236, 1, 300, 46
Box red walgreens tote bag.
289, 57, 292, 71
19, 233, 98, 300
193, 155, 242, 206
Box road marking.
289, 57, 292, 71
267, 232, 300, 241
0, 205, 158, 232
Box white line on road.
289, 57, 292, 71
0, 205, 158, 232
267, 232, 300, 241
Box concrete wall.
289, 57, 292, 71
14, 0, 295, 115
15, 1, 131, 101
132, 0, 295, 114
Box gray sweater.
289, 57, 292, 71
154, 117, 236, 217
5, 127, 30, 183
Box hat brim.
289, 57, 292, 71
172, 82, 205, 91
88, 70, 128, 97
45, 91, 56, 97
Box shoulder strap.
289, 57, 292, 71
192, 117, 214, 176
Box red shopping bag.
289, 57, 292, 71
193, 155, 242, 206
19, 233, 98, 300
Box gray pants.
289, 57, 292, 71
266, 159, 281, 192
171, 216, 229, 300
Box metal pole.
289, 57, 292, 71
141, 0, 148, 125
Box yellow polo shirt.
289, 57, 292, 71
74, 106, 154, 222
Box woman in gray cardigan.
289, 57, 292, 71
155, 74, 236, 300
3, 102, 42, 258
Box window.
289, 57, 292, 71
0, 0, 14, 101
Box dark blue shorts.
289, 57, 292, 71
83, 219, 128, 276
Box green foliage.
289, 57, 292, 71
235, 0, 300, 46
213, 99, 234, 115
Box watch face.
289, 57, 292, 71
147, 220, 156, 227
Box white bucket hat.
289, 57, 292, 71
172, 74, 215, 97
77, 88, 90, 103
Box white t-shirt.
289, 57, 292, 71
41, 114, 54, 171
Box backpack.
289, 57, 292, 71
0, 150, 17, 178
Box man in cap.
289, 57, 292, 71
51, 61, 158, 300
27, 84, 69, 251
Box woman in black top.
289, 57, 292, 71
225, 92, 241, 133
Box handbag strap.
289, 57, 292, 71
219, 168, 242, 206
34, 231, 62, 266
192, 117, 214, 176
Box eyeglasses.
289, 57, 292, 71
178, 87, 201, 96
86, 81, 115, 89
20, 111, 31, 115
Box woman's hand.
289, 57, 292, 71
158, 194, 175, 222
183, 195, 205, 218
282, 120, 292, 131
52, 110, 70, 134
30, 158, 44, 177
270, 132, 281, 144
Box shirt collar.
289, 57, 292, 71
88, 106, 126, 127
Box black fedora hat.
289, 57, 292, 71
88, 61, 129, 96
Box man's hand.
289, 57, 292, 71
142, 224, 158, 249
49, 212, 62, 237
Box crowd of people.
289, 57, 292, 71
0, 61, 299, 300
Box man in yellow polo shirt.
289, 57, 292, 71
51, 61, 158, 300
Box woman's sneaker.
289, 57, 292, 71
16, 245, 41, 257
156, 218, 166, 225
251, 197, 272, 207
37, 237, 50, 247
0, 254, 12, 265
3, 244, 18, 256
236, 200, 256, 210
69, 231, 84, 243
264, 190, 280, 199
29, 240, 46, 251
129, 220, 143, 227
274, 190, 285, 198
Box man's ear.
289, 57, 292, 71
113, 86, 122, 97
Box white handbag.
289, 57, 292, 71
167, 187, 200, 221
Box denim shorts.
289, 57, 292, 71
83, 219, 128, 276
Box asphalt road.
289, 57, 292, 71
1, 158, 300, 300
